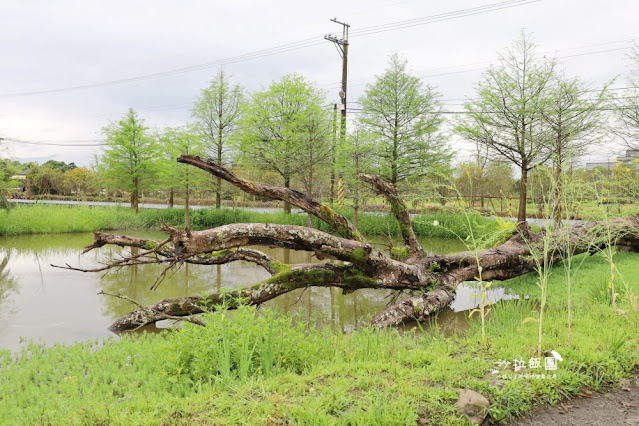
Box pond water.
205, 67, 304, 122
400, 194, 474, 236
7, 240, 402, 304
0, 231, 517, 351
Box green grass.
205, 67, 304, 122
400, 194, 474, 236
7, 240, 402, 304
0, 204, 501, 240
0, 205, 161, 235
1, 253, 638, 424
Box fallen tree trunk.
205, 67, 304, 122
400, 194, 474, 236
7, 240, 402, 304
61, 155, 639, 331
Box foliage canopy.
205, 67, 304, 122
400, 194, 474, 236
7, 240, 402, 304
101, 108, 159, 213
358, 53, 449, 185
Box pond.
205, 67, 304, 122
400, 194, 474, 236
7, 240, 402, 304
0, 231, 517, 351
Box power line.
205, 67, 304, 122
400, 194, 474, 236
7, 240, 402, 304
3, 138, 104, 147
0, 0, 539, 99
346, 88, 639, 108
322, 41, 636, 92
348, 105, 639, 115
349, 0, 540, 38
560, 46, 631, 60
0, 38, 326, 98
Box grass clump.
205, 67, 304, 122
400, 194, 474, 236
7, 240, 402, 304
412, 210, 504, 241
0, 205, 159, 235
164, 305, 331, 383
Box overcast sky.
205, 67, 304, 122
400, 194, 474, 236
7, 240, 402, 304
1, 0, 637, 167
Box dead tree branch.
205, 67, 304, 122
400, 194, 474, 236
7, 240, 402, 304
360, 173, 424, 259
98, 290, 206, 328
107, 263, 381, 331
177, 155, 364, 242
66, 158, 639, 332
59, 233, 280, 276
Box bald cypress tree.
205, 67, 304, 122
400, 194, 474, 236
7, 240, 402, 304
358, 53, 448, 186
101, 108, 159, 213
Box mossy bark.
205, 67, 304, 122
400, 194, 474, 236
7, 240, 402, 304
73, 158, 639, 332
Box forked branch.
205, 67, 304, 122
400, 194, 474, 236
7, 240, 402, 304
360, 173, 424, 258
67, 156, 639, 333
177, 155, 365, 242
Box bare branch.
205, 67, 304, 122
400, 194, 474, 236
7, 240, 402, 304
108, 262, 379, 331
82, 233, 172, 256
150, 258, 181, 291
65, 233, 282, 276
52, 258, 168, 273
99, 290, 206, 328
177, 155, 365, 242
360, 173, 424, 258
371, 288, 455, 327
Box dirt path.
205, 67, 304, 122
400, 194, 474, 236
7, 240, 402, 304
508, 376, 639, 426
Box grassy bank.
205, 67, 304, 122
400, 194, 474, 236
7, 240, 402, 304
0, 204, 502, 240
1, 252, 638, 424
0, 205, 157, 235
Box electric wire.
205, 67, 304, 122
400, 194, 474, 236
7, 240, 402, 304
0, 0, 539, 98
349, 0, 540, 38
322, 42, 636, 92
3, 138, 105, 147
7, 96, 639, 148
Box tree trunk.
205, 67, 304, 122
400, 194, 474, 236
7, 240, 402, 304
84, 214, 639, 331
67, 155, 639, 332
391, 136, 398, 186
215, 177, 222, 209
307, 169, 314, 228
132, 179, 139, 214
353, 151, 361, 228
185, 180, 190, 234
216, 124, 223, 209
284, 176, 291, 214
518, 162, 528, 223
553, 143, 563, 228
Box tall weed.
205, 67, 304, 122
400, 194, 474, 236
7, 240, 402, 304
163, 306, 331, 383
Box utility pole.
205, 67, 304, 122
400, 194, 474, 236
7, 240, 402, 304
325, 18, 349, 206
329, 103, 337, 204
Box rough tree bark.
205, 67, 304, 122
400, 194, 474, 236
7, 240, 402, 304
64, 155, 639, 331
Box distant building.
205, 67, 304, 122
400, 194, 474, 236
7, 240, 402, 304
616, 149, 639, 168
585, 161, 615, 172
585, 149, 639, 172
9, 169, 29, 181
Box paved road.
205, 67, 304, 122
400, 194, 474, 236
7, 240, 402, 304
509, 376, 639, 426
6, 198, 304, 213
9, 198, 210, 210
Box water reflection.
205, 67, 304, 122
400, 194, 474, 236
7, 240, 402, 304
450, 283, 520, 312
0, 253, 19, 320
0, 231, 512, 351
